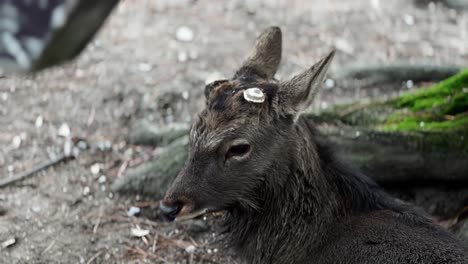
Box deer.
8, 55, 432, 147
160, 27, 468, 264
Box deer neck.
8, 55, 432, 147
222, 118, 347, 263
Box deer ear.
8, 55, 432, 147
234, 26, 282, 80
204, 79, 228, 101
279, 50, 335, 118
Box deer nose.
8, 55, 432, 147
159, 200, 182, 221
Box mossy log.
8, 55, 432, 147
113, 70, 468, 216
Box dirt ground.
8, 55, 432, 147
0, 0, 467, 263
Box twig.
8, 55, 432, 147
0, 154, 71, 188
86, 251, 102, 264
93, 208, 103, 234
42, 240, 56, 254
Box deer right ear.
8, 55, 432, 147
234, 26, 282, 80
279, 50, 335, 120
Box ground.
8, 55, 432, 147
0, 0, 467, 263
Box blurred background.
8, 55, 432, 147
0, 0, 467, 263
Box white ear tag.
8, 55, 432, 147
243, 87, 265, 103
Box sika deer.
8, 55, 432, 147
160, 27, 468, 264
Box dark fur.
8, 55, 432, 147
162, 27, 468, 264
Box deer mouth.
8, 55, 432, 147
174, 208, 211, 222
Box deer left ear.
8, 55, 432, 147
279, 50, 335, 119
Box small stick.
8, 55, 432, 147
0, 154, 71, 188
85, 251, 102, 264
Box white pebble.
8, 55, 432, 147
176, 26, 194, 42
1, 238, 16, 248
130, 228, 149, 237
406, 80, 414, 89
12, 135, 21, 149
185, 245, 196, 253
403, 14, 415, 26
138, 63, 152, 72
83, 186, 91, 196
35, 115, 43, 128
178, 51, 188, 62
58, 123, 71, 137
127, 206, 141, 217
97, 175, 107, 184
325, 79, 335, 89
90, 163, 101, 175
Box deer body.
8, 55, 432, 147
161, 27, 468, 263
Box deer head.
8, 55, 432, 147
160, 26, 334, 221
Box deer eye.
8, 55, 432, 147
225, 141, 251, 160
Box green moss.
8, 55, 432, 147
379, 114, 468, 132
442, 92, 468, 115
378, 69, 468, 132
395, 69, 468, 112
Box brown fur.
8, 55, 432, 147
161, 27, 468, 264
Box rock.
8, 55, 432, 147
90, 163, 101, 175
35, 115, 43, 128
58, 123, 71, 137
1, 237, 16, 249
130, 228, 149, 238
176, 26, 194, 42
127, 206, 141, 217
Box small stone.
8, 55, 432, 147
90, 164, 101, 175
176, 26, 194, 42
63, 138, 73, 157
178, 51, 188, 62
420, 121, 425, 128
1, 93, 8, 101
138, 63, 152, 72
325, 79, 335, 89
185, 245, 196, 253
335, 38, 354, 54
77, 140, 88, 150
1, 237, 16, 248
35, 115, 43, 128
403, 14, 415, 26
320, 101, 328, 110
406, 80, 414, 89
127, 206, 141, 217
12, 135, 21, 149
83, 186, 91, 196
97, 141, 112, 152
130, 228, 149, 237
31, 206, 41, 213
97, 175, 107, 184
58, 123, 71, 137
